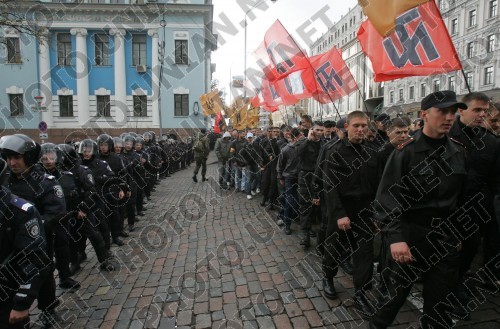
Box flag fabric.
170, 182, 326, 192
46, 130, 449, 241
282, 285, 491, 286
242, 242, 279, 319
359, 0, 430, 37
253, 20, 310, 82
302, 47, 358, 104
213, 112, 225, 134
357, 1, 462, 82
199, 90, 224, 115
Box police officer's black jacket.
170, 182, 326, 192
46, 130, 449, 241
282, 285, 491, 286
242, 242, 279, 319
96, 153, 128, 184
69, 163, 98, 214
0, 187, 49, 311
448, 120, 500, 199
317, 138, 384, 220
81, 157, 127, 205
375, 130, 468, 245
121, 151, 144, 189
6, 165, 66, 224
43, 167, 79, 213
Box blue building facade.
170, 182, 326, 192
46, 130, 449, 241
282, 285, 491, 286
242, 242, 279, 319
0, 0, 216, 140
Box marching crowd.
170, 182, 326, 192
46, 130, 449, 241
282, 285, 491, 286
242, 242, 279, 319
0, 90, 499, 328
209, 91, 500, 328
0, 131, 195, 328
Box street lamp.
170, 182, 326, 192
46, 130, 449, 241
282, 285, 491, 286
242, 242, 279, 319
158, 16, 167, 137
244, 0, 277, 100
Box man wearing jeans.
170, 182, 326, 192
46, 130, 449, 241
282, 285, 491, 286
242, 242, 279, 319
277, 128, 302, 235
240, 132, 262, 200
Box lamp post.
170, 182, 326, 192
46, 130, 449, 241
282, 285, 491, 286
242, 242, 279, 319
158, 16, 167, 138
243, 0, 277, 100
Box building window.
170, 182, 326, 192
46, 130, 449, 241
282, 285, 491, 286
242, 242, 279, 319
487, 34, 496, 53
6, 38, 21, 63
174, 94, 189, 116
490, 0, 498, 18
409, 86, 415, 100
469, 9, 476, 27
466, 42, 474, 58
175, 40, 188, 65
451, 18, 458, 35
94, 34, 110, 66
433, 80, 440, 92
389, 91, 394, 104
465, 72, 473, 89
9, 94, 23, 116
133, 95, 147, 116
96, 95, 111, 117
420, 83, 426, 97
484, 66, 494, 85
59, 95, 73, 117
448, 76, 455, 91
399, 89, 403, 102
132, 35, 147, 66
57, 33, 72, 66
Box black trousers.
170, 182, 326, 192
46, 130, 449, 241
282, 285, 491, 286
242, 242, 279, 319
371, 225, 460, 329
126, 186, 137, 226
298, 171, 315, 233
261, 161, 278, 204
69, 212, 108, 263
323, 198, 374, 291
193, 157, 207, 178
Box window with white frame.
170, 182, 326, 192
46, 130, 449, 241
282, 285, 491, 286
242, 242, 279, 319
399, 89, 403, 102
57, 33, 72, 66
466, 72, 473, 89
95, 34, 110, 66
6, 38, 21, 63
409, 86, 415, 100
174, 94, 189, 116
59, 95, 73, 117
96, 95, 111, 117
433, 80, 440, 92
484, 66, 493, 85
132, 35, 147, 66
175, 40, 189, 65
420, 83, 426, 97
133, 95, 147, 116
389, 91, 394, 104
466, 42, 474, 58
487, 34, 496, 53
469, 9, 476, 27
448, 76, 455, 91
490, 0, 498, 18
9, 94, 23, 116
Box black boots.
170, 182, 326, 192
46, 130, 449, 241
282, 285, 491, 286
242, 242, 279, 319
323, 278, 337, 300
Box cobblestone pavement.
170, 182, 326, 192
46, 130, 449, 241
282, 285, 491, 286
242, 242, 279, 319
30, 155, 500, 328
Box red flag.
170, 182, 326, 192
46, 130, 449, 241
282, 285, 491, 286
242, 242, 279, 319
213, 112, 225, 134
302, 47, 358, 104
357, 1, 462, 82
253, 20, 310, 82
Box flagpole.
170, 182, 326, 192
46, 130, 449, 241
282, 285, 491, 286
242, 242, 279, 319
461, 69, 472, 94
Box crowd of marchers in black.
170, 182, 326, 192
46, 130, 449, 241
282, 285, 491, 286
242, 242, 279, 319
0, 91, 499, 328
209, 91, 500, 329
0, 131, 195, 328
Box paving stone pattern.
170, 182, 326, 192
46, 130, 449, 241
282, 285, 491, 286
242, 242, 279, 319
29, 155, 500, 328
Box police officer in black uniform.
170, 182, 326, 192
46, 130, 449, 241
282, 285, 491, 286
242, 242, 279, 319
122, 135, 143, 232
95, 135, 128, 246
370, 91, 469, 329
0, 134, 66, 327
134, 137, 149, 215
39, 143, 80, 290
0, 157, 50, 329
78, 139, 126, 249
57, 144, 115, 273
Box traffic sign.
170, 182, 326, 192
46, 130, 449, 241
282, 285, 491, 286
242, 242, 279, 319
39, 133, 48, 139
38, 121, 48, 132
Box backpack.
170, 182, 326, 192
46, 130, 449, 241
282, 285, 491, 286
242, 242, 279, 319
193, 137, 206, 153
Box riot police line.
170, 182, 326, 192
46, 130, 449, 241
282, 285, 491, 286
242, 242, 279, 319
0, 131, 194, 328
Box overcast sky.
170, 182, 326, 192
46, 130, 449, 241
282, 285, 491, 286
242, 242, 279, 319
211, 0, 358, 103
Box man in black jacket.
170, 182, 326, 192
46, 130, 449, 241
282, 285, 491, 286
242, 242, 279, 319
370, 91, 468, 328
448, 92, 500, 317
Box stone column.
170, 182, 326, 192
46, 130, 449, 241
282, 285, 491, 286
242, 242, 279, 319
110, 28, 127, 124
70, 28, 90, 125
148, 28, 160, 127
38, 29, 53, 126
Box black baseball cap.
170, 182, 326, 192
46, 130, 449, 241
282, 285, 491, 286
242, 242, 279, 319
336, 118, 347, 132
421, 91, 467, 111
375, 113, 390, 123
